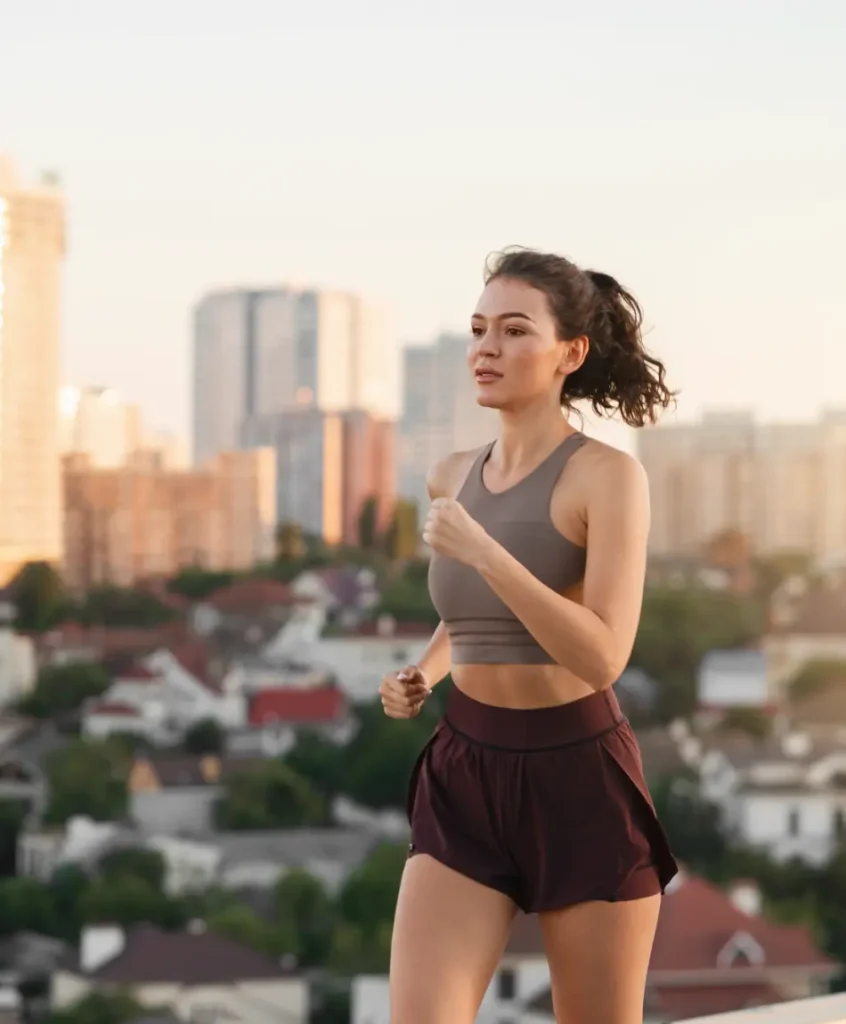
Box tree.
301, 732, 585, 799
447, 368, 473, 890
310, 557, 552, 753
76, 585, 176, 627
720, 707, 771, 739
632, 585, 765, 721
342, 700, 437, 809
45, 991, 147, 1024
0, 876, 57, 936
328, 920, 392, 975
787, 660, 846, 704
79, 874, 184, 930
168, 567, 236, 601
215, 761, 327, 830
275, 869, 335, 965
207, 904, 296, 958
283, 731, 347, 800
18, 662, 111, 719
276, 521, 306, 560
184, 718, 225, 756
99, 848, 166, 891
384, 500, 419, 561
44, 740, 129, 824
9, 561, 70, 632
0, 798, 28, 877
357, 497, 379, 551
49, 866, 89, 942
336, 842, 406, 935
375, 575, 438, 626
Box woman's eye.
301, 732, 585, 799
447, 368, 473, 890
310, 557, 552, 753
505, 326, 525, 337
470, 326, 484, 337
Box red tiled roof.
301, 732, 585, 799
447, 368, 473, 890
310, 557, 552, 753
206, 578, 296, 613
38, 623, 188, 655
650, 874, 834, 973
87, 702, 141, 717
77, 924, 294, 983
168, 640, 220, 693
117, 663, 159, 682
249, 686, 346, 726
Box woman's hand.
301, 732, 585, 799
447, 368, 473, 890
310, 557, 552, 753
379, 665, 430, 719
423, 498, 492, 568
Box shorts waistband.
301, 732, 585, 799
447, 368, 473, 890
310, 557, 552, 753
443, 684, 625, 752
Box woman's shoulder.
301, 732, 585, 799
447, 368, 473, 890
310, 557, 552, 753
556, 435, 648, 504
426, 446, 489, 500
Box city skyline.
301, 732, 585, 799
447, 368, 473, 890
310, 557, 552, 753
3, 1, 845, 439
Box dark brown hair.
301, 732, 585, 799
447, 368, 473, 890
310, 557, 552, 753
484, 247, 675, 427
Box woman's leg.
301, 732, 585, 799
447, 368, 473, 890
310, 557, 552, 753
540, 895, 661, 1024
390, 853, 517, 1024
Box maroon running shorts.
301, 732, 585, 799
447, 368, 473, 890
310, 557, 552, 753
406, 684, 678, 914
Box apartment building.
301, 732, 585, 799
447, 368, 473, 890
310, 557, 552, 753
62, 448, 276, 591
0, 156, 65, 582
638, 410, 846, 560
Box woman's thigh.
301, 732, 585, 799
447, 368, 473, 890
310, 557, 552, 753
540, 895, 661, 1024
390, 853, 517, 1024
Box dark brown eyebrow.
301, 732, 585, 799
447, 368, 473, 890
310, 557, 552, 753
470, 311, 535, 323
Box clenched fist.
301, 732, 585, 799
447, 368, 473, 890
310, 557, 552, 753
380, 665, 431, 719
422, 497, 492, 568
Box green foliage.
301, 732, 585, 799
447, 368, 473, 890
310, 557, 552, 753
215, 760, 328, 830
0, 799, 29, 877
207, 904, 296, 957
168, 567, 236, 600
9, 560, 70, 632
183, 717, 225, 756
99, 848, 166, 891
340, 700, 437, 809
309, 985, 352, 1024
719, 707, 772, 739
787, 660, 846, 703
336, 843, 406, 934
357, 497, 379, 551
275, 869, 335, 966
18, 661, 110, 719
79, 874, 184, 930
385, 500, 419, 561
282, 731, 347, 800
76, 585, 177, 627
276, 521, 306, 560
45, 992, 147, 1024
328, 920, 393, 975
632, 585, 765, 721
44, 739, 129, 824
0, 876, 58, 936
375, 577, 438, 626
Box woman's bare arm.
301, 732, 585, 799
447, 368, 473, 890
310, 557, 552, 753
473, 447, 650, 690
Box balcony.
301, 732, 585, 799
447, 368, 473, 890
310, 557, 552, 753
685, 993, 846, 1023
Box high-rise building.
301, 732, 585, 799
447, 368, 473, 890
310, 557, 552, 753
62, 447, 276, 591
0, 157, 65, 582
60, 385, 143, 468
241, 408, 396, 546
192, 286, 397, 465
398, 333, 495, 509
638, 410, 846, 561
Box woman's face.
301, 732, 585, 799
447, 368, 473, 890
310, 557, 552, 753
468, 276, 587, 411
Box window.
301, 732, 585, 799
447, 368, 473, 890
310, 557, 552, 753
497, 968, 516, 1001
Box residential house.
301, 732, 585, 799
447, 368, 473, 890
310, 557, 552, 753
34, 622, 188, 669
192, 579, 298, 639
522, 873, 835, 1022
128, 754, 257, 835
227, 686, 354, 758
699, 728, 846, 865
697, 650, 772, 718
305, 617, 432, 701
51, 923, 309, 1023
143, 643, 245, 730
764, 577, 846, 697
149, 827, 379, 896
289, 566, 379, 628
18, 816, 138, 881
0, 596, 36, 707
352, 872, 835, 1024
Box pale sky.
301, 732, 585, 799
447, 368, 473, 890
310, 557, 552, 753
2, 0, 844, 442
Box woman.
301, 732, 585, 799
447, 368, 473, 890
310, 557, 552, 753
379, 248, 678, 1024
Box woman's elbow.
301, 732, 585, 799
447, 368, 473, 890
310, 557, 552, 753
585, 646, 628, 692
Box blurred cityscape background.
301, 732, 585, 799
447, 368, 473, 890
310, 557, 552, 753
1, 2, 846, 1023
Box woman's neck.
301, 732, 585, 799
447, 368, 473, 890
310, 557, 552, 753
495, 404, 576, 473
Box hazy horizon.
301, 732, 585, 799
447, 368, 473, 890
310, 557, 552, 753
3, 0, 844, 442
